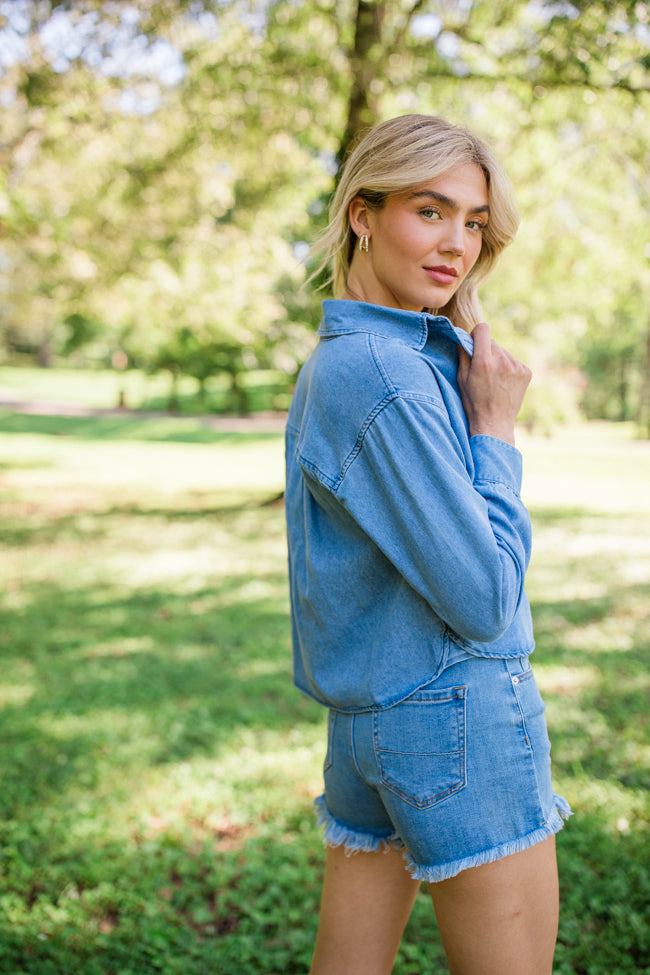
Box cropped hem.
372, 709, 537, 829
314, 794, 404, 854
404, 794, 572, 883
448, 633, 535, 660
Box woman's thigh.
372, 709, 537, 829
429, 835, 559, 975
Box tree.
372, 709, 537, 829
1, 0, 649, 428
330, 1, 650, 430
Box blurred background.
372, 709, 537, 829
0, 0, 649, 429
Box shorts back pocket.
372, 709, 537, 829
374, 685, 467, 808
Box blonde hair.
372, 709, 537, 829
311, 114, 519, 331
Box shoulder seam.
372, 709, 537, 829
335, 391, 449, 493
368, 332, 397, 394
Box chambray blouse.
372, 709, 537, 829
285, 300, 534, 712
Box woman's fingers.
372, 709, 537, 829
458, 323, 531, 445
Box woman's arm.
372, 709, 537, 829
333, 391, 531, 645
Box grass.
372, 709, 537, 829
0, 408, 648, 973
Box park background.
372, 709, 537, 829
0, 0, 649, 972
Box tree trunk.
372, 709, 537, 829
37, 329, 52, 368
228, 370, 249, 415
337, 0, 387, 165
168, 369, 180, 412
636, 319, 650, 438
337, 0, 428, 166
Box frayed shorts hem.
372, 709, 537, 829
314, 793, 571, 883
314, 794, 405, 854
404, 794, 572, 882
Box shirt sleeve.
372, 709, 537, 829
332, 394, 532, 644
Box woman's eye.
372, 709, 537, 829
420, 208, 441, 220
467, 219, 486, 232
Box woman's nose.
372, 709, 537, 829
441, 226, 465, 256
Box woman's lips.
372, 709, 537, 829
424, 266, 458, 285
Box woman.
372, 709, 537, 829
285, 115, 570, 975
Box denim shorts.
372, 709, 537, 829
316, 654, 571, 883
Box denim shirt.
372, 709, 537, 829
285, 300, 534, 712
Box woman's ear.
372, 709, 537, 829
348, 196, 370, 239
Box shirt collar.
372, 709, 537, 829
318, 300, 474, 356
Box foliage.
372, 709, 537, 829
0, 402, 648, 972
0, 1, 649, 424
0, 363, 294, 414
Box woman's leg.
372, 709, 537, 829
429, 836, 559, 975
309, 844, 421, 975
309, 835, 559, 975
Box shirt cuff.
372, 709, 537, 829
469, 434, 523, 494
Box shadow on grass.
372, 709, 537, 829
0, 818, 323, 975
529, 578, 650, 790
0, 411, 283, 445
553, 812, 650, 974
2, 516, 647, 804
1, 489, 648, 973
0, 559, 327, 973
0, 571, 322, 820
0, 778, 646, 973
0, 498, 285, 547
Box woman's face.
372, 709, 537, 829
348, 163, 489, 312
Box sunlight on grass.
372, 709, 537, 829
84, 636, 156, 658
535, 665, 600, 696
0, 417, 648, 973
563, 615, 641, 653
0, 682, 35, 707
520, 426, 650, 515
0, 431, 285, 507
236, 658, 289, 679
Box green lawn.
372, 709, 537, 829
0, 410, 648, 973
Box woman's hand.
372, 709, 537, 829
457, 322, 531, 447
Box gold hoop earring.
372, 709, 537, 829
359, 234, 369, 253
